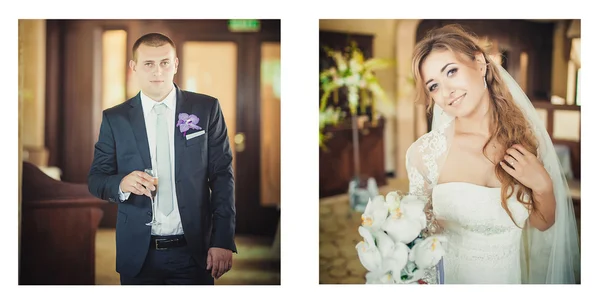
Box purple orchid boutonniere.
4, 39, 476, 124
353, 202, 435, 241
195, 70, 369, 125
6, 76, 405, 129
176, 113, 202, 136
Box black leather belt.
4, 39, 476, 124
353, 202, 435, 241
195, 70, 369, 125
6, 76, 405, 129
150, 235, 187, 250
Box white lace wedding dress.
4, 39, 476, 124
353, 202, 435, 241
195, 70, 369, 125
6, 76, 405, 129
406, 115, 529, 284
432, 182, 530, 283
406, 121, 532, 283
405, 63, 579, 284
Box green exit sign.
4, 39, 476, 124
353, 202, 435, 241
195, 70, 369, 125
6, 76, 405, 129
228, 19, 261, 32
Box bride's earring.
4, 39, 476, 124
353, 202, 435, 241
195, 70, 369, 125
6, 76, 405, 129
483, 76, 487, 89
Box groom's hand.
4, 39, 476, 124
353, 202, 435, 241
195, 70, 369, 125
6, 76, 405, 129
119, 171, 155, 198
206, 247, 233, 279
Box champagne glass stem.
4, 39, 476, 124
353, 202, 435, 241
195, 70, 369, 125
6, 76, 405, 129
147, 194, 158, 226
144, 169, 159, 226
151, 195, 157, 223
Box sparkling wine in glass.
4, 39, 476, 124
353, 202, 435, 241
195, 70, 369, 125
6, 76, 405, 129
144, 169, 160, 226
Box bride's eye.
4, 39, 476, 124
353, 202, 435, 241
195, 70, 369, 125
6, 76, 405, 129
428, 83, 438, 92
447, 68, 458, 77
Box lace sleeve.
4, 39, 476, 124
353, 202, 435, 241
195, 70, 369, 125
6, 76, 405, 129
406, 141, 440, 236
405, 125, 452, 236
405, 137, 445, 285
406, 142, 432, 198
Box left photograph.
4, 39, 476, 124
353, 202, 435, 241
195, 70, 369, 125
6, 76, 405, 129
18, 19, 281, 285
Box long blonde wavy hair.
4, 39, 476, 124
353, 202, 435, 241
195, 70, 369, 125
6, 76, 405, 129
411, 24, 539, 226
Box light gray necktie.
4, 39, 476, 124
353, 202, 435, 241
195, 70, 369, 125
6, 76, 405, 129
153, 103, 174, 216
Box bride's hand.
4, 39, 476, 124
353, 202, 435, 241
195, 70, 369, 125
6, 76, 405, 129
500, 144, 553, 194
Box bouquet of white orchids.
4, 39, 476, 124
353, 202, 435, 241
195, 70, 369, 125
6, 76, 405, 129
356, 191, 446, 284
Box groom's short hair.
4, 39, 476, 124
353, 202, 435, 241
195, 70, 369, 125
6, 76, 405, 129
132, 32, 176, 62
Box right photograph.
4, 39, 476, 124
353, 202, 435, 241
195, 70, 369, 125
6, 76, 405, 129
319, 19, 581, 284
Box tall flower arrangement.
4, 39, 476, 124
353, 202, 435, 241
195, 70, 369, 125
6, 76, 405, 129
319, 42, 393, 118
319, 42, 393, 150
319, 42, 394, 209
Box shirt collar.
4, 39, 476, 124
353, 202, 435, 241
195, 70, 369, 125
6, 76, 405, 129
140, 83, 177, 114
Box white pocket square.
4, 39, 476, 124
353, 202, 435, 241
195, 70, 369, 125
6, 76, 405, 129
186, 130, 205, 140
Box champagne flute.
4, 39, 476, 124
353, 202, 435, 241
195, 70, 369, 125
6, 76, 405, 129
144, 168, 160, 226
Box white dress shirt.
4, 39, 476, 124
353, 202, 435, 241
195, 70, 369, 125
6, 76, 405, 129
119, 84, 184, 236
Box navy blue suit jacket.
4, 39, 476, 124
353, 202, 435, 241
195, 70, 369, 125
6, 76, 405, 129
88, 86, 237, 277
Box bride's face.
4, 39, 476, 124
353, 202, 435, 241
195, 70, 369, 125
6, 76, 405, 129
420, 50, 487, 118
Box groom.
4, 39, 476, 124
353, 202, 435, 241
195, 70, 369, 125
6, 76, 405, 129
88, 32, 236, 284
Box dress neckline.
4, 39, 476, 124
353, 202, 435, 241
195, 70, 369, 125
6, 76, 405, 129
435, 181, 502, 190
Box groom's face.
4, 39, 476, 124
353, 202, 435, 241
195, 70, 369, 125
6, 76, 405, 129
420, 50, 487, 118
130, 43, 179, 101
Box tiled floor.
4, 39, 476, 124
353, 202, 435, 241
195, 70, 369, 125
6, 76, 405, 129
95, 229, 280, 285
319, 177, 408, 284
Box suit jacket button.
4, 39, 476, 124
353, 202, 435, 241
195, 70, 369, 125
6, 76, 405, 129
147, 211, 152, 216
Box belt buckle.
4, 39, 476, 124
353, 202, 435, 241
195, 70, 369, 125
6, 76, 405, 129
155, 238, 168, 250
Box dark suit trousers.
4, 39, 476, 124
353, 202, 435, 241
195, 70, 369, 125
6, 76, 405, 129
120, 242, 214, 285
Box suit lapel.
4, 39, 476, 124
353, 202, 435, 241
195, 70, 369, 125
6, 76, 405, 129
128, 94, 152, 169
174, 85, 192, 180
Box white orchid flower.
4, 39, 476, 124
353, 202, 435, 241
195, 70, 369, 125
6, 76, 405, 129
356, 226, 382, 272
366, 270, 394, 284
356, 190, 439, 284
385, 191, 402, 218
373, 230, 394, 259
368, 234, 411, 283
383, 192, 426, 228
365, 255, 400, 284
333, 52, 347, 72
361, 195, 388, 232
349, 58, 362, 73
409, 235, 447, 270
381, 216, 422, 244
399, 195, 428, 229
360, 229, 411, 284
345, 73, 361, 86
388, 243, 410, 283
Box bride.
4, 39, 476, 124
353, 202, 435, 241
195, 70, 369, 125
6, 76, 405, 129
406, 24, 580, 284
